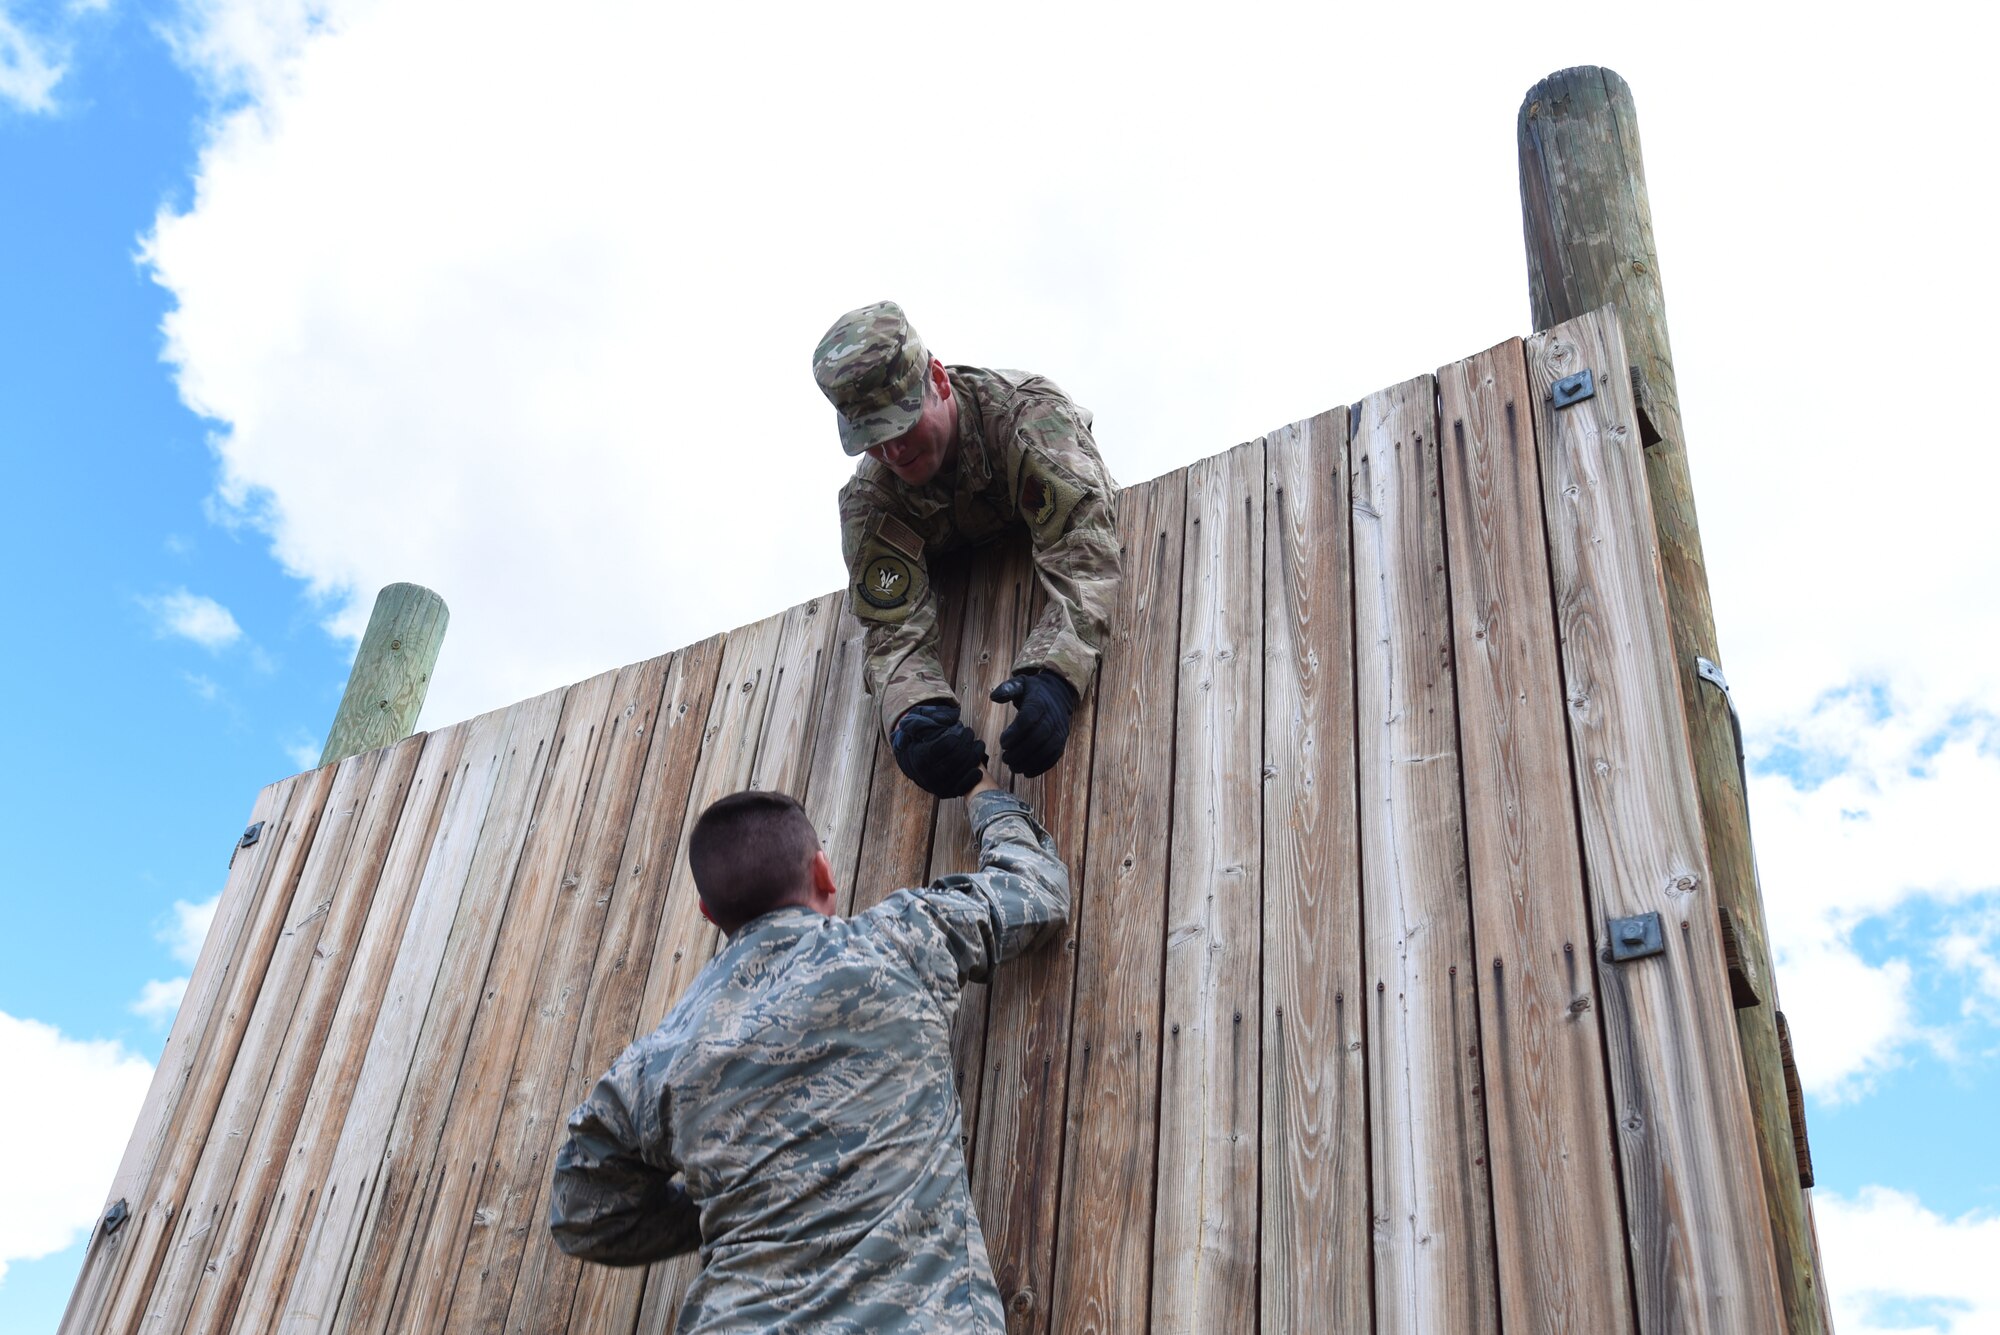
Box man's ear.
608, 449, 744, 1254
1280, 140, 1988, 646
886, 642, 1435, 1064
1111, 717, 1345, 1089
697, 898, 716, 926
808, 848, 839, 917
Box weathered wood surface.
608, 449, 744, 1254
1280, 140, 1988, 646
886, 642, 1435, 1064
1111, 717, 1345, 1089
1261, 409, 1370, 1333
222, 725, 468, 1335
321, 582, 449, 768
78, 314, 1815, 1335
503, 640, 723, 1335
1520, 65, 1823, 1332
1152, 438, 1264, 1334
1529, 305, 1784, 1332
1438, 339, 1633, 1333
975, 540, 1102, 1332
1048, 472, 1185, 1335
1351, 375, 1499, 1335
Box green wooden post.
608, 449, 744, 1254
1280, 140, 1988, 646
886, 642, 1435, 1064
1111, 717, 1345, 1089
319, 583, 449, 768
1517, 66, 1827, 1334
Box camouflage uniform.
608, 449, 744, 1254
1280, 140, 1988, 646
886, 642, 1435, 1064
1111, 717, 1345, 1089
820, 303, 1122, 738
549, 790, 1070, 1334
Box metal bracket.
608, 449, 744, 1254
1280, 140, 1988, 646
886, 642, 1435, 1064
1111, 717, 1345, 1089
1606, 911, 1665, 963
1552, 367, 1596, 409
239, 822, 264, 849
102, 1198, 129, 1237
1695, 656, 1746, 775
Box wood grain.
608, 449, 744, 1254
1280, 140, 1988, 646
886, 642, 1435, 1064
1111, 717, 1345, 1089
1047, 471, 1185, 1335
219, 724, 468, 1335
273, 693, 557, 1334
1151, 439, 1263, 1335
502, 639, 723, 1335
99, 763, 339, 1335
933, 533, 1039, 1177
1520, 69, 1823, 1332
145, 738, 425, 1335
1438, 338, 1633, 1333
1260, 408, 1370, 1333
1351, 374, 1499, 1335
972, 537, 1102, 1333
60, 775, 302, 1335
438, 654, 673, 1332
1529, 305, 1784, 1332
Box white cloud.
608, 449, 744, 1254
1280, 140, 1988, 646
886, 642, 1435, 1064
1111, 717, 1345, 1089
160, 894, 218, 967
139, 0, 1996, 1105
182, 670, 220, 700
282, 734, 319, 770
130, 977, 189, 1024
142, 588, 243, 650
1818, 1187, 2000, 1335
0, 1014, 153, 1284
0, 8, 64, 113
1749, 717, 2000, 1099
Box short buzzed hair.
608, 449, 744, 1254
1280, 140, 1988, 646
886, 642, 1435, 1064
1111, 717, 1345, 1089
687, 790, 821, 933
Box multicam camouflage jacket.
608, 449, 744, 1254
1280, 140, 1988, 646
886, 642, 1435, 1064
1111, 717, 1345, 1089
548, 790, 1071, 1334
838, 365, 1121, 737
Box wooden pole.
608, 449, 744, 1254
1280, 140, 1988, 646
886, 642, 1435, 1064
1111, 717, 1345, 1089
1517, 66, 1828, 1334
319, 583, 449, 767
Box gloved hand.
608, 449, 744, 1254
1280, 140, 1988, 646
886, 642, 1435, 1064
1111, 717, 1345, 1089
891, 701, 988, 798
988, 671, 1077, 778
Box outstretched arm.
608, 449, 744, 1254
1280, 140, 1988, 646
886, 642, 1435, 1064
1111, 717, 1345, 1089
869, 784, 1071, 1003
1007, 397, 1122, 697
840, 481, 955, 737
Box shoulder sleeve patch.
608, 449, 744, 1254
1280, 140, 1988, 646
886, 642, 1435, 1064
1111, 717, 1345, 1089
851, 534, 927, 624
1017, 452, 1088, 547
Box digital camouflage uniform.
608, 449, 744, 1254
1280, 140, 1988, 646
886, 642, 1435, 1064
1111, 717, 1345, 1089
548, 790, 1070, 1334
838, 363, 1122, 737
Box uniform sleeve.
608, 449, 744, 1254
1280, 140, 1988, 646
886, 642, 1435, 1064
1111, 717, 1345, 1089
1005, 396, 1123, 696
839, 476, 957, 737
866, 790, 1070, 1007
548, 1047, 702, 1266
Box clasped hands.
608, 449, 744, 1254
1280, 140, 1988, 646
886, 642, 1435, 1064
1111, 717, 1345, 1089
891, 672, 1078, 798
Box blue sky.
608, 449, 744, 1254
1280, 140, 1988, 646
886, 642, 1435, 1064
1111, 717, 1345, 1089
4, 3, 1997, 1333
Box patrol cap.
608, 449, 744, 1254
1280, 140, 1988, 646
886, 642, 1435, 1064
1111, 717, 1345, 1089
812, 301, 930, 456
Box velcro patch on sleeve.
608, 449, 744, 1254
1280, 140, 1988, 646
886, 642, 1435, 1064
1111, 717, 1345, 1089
874, 512, 925, 560
1018, 452, 1088, 546
852, 536, 927, 624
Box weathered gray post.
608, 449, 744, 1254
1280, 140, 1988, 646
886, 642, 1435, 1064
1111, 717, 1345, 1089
319, 582, 449, 767
1517, 66, 1830, 1335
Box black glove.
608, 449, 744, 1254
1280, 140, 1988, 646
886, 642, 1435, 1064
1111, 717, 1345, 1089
891, 702, 988, 798
988, 671, 1077, 778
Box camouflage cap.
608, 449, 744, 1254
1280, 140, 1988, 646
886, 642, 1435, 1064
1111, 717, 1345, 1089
812, 301, 930, 456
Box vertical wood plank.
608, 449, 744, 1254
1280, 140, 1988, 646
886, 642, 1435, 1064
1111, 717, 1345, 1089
351, 668, 626, 1335
1439, 338, 1635, 1333
273, 694, 555, 1334
98, 763, 339, 1335
800, 605, 880, 895
971, 540, 1101, 1332
1261, 409, 1371, 1333
439, 653, 674, 1332
147, 737, 426, 1335
330, 674, 597, 1335
1528, 306, 1784, 1332
935, 534, 1039, 1174
1351, 374, 1499, 1335
1151, 439, 1263, 1334
499, 638, 724, 1335
60, 776, 300, 1335
219, 724, 469, 1335
1049, 472, 1185, 1335
562, 606, 790, 1335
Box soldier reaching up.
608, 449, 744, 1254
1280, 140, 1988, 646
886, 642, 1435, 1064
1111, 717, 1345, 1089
548, 777, 1070, 1332
816, 301, 1122, 796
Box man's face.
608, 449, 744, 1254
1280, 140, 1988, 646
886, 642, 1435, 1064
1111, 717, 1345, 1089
865, 359, 956, 486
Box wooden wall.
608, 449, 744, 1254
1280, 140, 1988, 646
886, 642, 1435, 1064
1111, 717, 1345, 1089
64, 307, 1786, 1335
